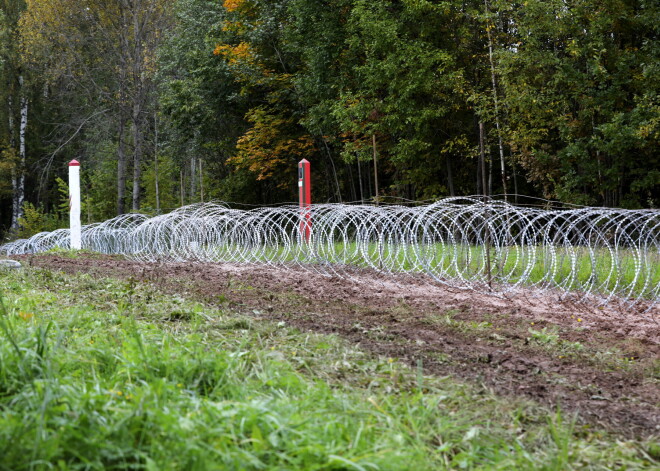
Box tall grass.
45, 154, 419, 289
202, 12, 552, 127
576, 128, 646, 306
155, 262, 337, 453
0, 268, 656, 470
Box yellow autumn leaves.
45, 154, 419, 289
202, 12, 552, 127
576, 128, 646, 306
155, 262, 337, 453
223, 0, 243, 13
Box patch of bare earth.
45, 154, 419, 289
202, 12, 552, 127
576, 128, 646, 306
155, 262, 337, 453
18, 254, 660, 439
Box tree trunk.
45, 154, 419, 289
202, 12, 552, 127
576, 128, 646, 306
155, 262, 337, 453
190, 157, 196, 200
8, 95, 18, 231
131, 2, 145, 212
476, 159, 481, 195
357, 157, 364, 203
154, 111, 160, 213
346, 162, 356, 202
474, 115, 481, 195
117, 113, 127, 215
12, 76, 27, 230
479, 121, 492, 288
18, 87, 27, 215
487, 138, 493, 197
117, 3, 129, 215
132, 112, 143, 211
512, 154, 518, 204
199, 158, 204, 203
321, 137, 342, 202
479, 122, 488, 199
366, 157, 373, 199
180, 167, 184, 206
484, 0, 508, 200
372, 134, 379, 205
445, 154, 455, 196
321, 155, 332, 201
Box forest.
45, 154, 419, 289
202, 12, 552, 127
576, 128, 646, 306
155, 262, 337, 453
0, 0, 658, 239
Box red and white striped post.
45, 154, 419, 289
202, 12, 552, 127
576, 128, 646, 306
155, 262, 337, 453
69, 159, 81, 250
298, 159, 311, 243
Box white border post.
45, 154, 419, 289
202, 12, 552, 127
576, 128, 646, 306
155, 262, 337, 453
69, 159, 81, 250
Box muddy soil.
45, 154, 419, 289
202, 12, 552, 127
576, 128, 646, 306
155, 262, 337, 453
16, 254, 660, 439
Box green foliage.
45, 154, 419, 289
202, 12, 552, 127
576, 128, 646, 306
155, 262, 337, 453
54, 176, 69, 217
15, 202, 62, 238
529, 327, 560, 345
0, 147, 16, 198
2, 0, 659, 225
82, 153, 122, 223
0, 7, 9, 65
332, 0, 463, 193
495, 0, 660, 206
142, 153, 180, 213
157, 0, 250, 202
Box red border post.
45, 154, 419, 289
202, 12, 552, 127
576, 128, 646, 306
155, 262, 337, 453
298, 159, 311, 243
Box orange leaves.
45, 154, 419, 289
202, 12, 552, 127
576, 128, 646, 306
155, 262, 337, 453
221, 0, 255, 31
213, 42, 253, 65
218, 0, 314, 187
213, 41, 275, 84
229, 107, 316, 184
222, 0, 244, 12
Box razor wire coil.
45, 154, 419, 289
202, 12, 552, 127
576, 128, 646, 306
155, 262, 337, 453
1, 197, 658, 311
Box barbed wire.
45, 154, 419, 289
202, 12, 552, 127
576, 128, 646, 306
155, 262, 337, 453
1, 197, 658, 311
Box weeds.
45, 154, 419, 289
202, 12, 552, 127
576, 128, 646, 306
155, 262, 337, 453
529, 327, 561, 345
0, 268, 656, 470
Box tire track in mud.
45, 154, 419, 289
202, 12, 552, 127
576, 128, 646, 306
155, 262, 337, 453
19, 254, 660, 438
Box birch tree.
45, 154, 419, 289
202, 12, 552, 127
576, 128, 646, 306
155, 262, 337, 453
19, 0, 171, 214
0, 0, 27, 231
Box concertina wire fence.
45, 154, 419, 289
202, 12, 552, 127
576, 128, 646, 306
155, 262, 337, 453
1, 197, 658, 311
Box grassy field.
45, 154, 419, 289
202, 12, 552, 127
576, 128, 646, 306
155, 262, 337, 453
200, 241, 659, 298
0, 266, 658, 470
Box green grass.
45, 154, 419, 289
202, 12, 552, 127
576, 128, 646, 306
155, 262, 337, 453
0, 267, 657, 470
198, 241, 659, 299
422, 309, 659, 378
36, 236, 660, 299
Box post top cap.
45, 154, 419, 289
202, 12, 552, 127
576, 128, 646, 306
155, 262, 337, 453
68, 159, 80, 166
299, 158, 309, 164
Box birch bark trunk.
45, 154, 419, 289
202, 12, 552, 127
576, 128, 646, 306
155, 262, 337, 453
11, 75, 27, 230
18, 89, 27, 218
8, 95, 18, 231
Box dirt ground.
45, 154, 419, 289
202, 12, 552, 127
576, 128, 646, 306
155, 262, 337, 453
15, 254, 660, 439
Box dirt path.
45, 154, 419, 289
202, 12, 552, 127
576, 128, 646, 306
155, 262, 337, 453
17, 254, 659, 438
